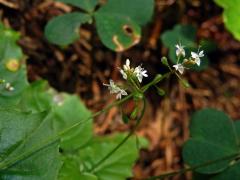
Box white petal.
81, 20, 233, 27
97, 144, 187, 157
199, 50, 204, 57
191, 52, 198, 58
195, 58, 201, 66
126, 59, 130, 66
116, 93, 121, 99
178, 67, 184, 74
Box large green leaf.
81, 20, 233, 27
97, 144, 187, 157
59, 0, 98, 12
161, 24, 210, 70
44, 12, 92, 46
0, 109, 62, 180
211, 161, 240, 180
94, 0, 154, 51
19, 81, 53, 112
234, 120, 240, 145
0, 23, 28, 106
182, 108, 239, 174
59, 134, 148, 180
214, 0, 240, 41
18, 80, 93, 151
51, 94, 92, 151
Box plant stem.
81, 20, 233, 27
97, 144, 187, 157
90, 97, 146, 173
140, 152, 239, 180
0, 72, 170, 171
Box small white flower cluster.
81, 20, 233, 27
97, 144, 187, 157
0, 79, 14, 91
103, 79, 128, 99
5, 82, 14, 91
119, 59, 148, 83
103, 59, 148, 99
173, 43, 204, 74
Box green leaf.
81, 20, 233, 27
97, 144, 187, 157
0, 23, 28, 106
211, 161, 240, 180
51, 94, 93, 151
18, 80, 93, 151
94, 0, 154, 51
182, 108, 239, 174
59, 134, 148, 180
161, 24, 209, 71
214, 0, 240, 41
59, 0, 98, 12
19, 81, 52, 112
233, 120, 240, 146
0, 109, 62, 180
161, 24, 196, 48
45, 12, 91, 46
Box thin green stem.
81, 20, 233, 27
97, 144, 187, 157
141, 152, 239, 180
0, 95, 133, 170
142, 72, 172, 92
0, 72, 170, 171
90, 97, 147, 173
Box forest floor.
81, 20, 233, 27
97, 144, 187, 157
1, 0, 240, 179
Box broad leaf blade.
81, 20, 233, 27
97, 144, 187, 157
59, 134, 148, 180
95, 12, 141, 52
94, 0, 154, 51
97, 0, 154, 26
44, 12, 91, 46
211, 161, 240, 180
51, 94, 93, 151
0, 109, 62, 180
214, 0, 240, 41
18, 80, 93, 151
183, 108, 239, 174
0, 23, 28, 106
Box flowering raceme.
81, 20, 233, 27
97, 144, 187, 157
173, 43, 204, 74
103, 79, 127, 99
104, 59, 148, 99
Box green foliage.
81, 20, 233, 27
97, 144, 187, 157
0, 23, 148, 180
45, 12, 91, 46
45, 0, 154, 51
19, 80, 93, 151
94, 0, 153, 51
0, 23, 28, 106
183, 108, 240, 179
0, 109, 62, 180
59, 134, 148, 180
214, 0, 240, 41
161, 24, 216, 71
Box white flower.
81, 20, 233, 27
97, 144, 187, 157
175, 44, 185, 57
173, 63, 185, 74
103, 79, 127, 99
119, 59, 131, 80
134, 65, 148, 83
116, 89, 128, 99
191, 50, 204, 66
5, 82, 14, 91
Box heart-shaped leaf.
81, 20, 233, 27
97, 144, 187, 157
183, 108, 239, 174
94, 0, 154, 51
0, 23, 28, 106
44, 12, 91, 46
59, 0, 98, 12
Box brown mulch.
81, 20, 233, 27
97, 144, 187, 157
1, 0, 240, 179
